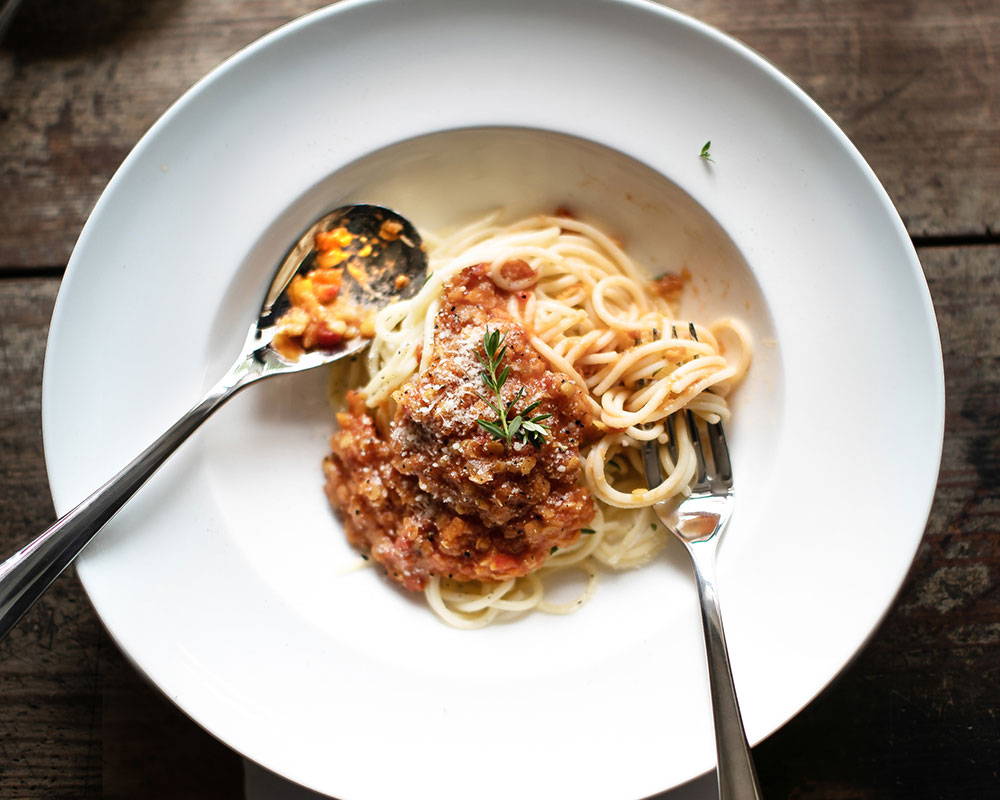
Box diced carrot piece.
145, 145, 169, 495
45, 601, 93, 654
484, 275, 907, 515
287, 276, 315, 308
316, 249, 348, 268
310, 268, 343, 286
315, 227, 354, 250
489, 553, 520, 572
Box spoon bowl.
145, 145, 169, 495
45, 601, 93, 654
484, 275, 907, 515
248, 203, 425, 375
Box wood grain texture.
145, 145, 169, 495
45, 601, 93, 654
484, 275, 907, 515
0, 0, 330, 269
0, 0, 998, 269
0, 280, 101, 799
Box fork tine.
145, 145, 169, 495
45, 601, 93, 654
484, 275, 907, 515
707, 420, 733, 488
685, 410, 710, 491
641, 440, 663, 489
683, 323, 715, 494
687, 322, 733, 489
665, 413, 678, 463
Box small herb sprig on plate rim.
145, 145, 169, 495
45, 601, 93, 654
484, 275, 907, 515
699, 140, 714, 162
476, 327, 551, 447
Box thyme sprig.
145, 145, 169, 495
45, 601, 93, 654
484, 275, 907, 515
699, 140, 714, 162
476, 328, 551, 447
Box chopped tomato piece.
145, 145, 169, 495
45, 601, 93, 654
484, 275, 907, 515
310, 268, 344, 304
316, 285, 340, 303
311, 322, 344, 349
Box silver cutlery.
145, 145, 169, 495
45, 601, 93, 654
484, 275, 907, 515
642, 330, 762, 800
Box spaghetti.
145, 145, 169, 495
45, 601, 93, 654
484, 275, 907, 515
327, 211, 751, 628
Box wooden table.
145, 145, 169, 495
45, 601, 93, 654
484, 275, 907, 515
1, 1, 997, 797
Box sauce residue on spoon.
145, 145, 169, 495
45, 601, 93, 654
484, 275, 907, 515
271, 225, 382, 360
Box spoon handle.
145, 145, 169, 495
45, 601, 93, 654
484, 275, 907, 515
0, 372, 249, 642
685, 539, 763, 800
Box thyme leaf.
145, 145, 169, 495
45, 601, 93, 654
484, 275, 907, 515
476, 327, 551, 447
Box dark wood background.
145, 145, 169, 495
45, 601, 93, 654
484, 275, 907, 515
1, 1, 997, 798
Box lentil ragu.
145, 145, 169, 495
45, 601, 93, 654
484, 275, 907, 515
323, 264, 598, 590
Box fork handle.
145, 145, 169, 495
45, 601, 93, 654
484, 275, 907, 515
687, 542, 763, 800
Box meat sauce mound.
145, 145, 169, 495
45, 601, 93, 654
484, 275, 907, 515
323, 264, 597, 590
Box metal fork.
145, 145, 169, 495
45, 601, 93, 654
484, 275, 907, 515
642, 405, 762, 800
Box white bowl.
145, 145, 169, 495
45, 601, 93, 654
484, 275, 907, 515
42, 2, 943, 798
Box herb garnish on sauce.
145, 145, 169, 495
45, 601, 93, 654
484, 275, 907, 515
476, 328, 551, 447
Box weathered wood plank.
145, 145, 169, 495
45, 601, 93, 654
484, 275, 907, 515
0, 278, 241, 799
0, 0, 329, 269
715, 0, 1000, 241
1, 0, 997, 269
0, 277, 100, 797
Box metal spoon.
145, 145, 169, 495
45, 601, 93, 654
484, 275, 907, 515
0, 204, 425, 641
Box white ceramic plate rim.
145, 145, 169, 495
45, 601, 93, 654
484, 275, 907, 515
42, 1, 944, 798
